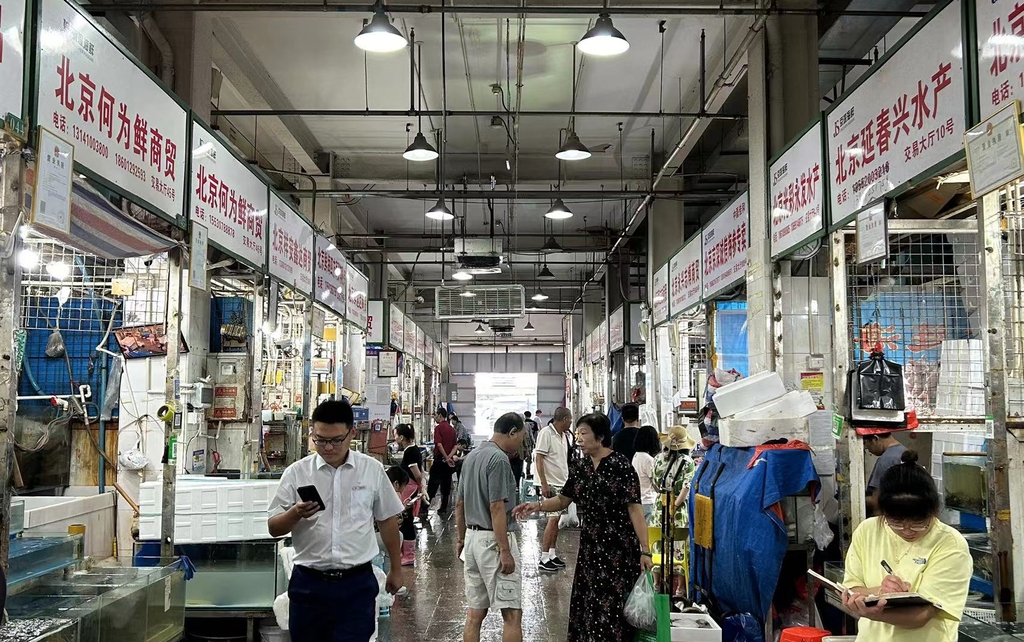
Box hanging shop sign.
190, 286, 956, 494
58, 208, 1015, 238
856, 201, 888, 264
769, 123, 824, 258
977, 0, 1024, 119
404, 316, 416, 358
435, 345, 442, 371
609, 305, 625, 353
268, 193, 314, 296
389, 304, 405, 351
0, 0, 25, 121
346, 263, 369, 330
366, 300, 384, 344
586, 332, 596, 365
415, 328, 426, 362
190, 120, 268, 269
826, 0, 965, 225
189, 223, 208, 291
964, 100, 1024, 197
37, 0, 188, 222
314, 235, 346, 318
702, 191, 749, 299
425, 343, 435, 369
669, 235, 702, 317
652, 263, 669, 325
31, 128, 74, 235
594, 319, 606, 361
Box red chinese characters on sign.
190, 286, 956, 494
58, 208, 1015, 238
704, 223, 748, 275
194, 164, 265, 254
771, 163, 821, 244
671, 261, 700, 295
272, 226, 312, 276
988, 2, 1024, 109
50, 53, 178, 200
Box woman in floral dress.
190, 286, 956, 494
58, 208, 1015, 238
650, 426, 697, 569
515, 413, 653, 642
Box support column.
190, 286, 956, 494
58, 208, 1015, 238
0, 137, 24, 570
746, 29, 773, 375
160, 247, 184, 558
154, 13, 214, 121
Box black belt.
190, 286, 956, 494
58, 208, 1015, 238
296, 563, 371, 580
468, 525, 492, 531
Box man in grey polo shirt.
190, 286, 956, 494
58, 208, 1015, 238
455, 412, 527, 642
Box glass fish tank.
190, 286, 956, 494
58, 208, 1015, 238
942, 452, 988, 517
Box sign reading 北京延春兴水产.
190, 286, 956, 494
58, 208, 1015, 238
770, 124, 824, 258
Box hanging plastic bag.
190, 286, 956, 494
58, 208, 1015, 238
624, 571, 658, 631
856, 348, 905, 411
559, 502, 580, 529
45, 329, 66, 358
811, 505, 834, 551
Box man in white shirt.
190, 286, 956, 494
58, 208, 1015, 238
269, 399, 404, 642
533, 406, 573, 573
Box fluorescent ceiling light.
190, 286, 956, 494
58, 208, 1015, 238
578, 14, 630, 57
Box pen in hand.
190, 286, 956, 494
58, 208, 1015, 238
880, 560, 894, 575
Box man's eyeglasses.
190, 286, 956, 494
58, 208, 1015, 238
885, 518, 932, 533
311, 431, 350, 449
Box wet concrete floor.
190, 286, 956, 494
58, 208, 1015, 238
379, 508, 579, 642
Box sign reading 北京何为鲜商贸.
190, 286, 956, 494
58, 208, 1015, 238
770, 124, 824, 258
0, 0, 26, 121
389, 304, 404, 350
976, 0, 1024, 120
37, 0, 188, 221
346, 262, 368, 330
670, 235, 702, 317
269, 193, 314, 296
701, 192, 749, 299
827, 0, 965, 224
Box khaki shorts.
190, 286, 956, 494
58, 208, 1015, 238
463, 530, 522, 610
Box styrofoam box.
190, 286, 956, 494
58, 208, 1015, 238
731, 390, 817, 421
139, 480, 279, 516
139, 512, 273, 543
713, 371, 787, 418
718, 416, 810, 448
670, 613, 722, 641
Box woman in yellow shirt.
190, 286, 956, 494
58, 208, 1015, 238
842, 450, 971, 642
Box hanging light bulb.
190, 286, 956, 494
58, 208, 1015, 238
540, 236, 563, 254
18, 248, 39, 269
474, 323, 486, 334
354, 2, 407, 53
403, 132, 438, 162
426, 199, 455, 221
544, 198, 574, 219
555, 131, 591, 161
45, 261, 71, 280
524, 317, 536, 331
537, 264, 556, 280
532, 289, 549, 302
460, 290, 477, 298
452, 270, 473, 281
578, 13, 630, 57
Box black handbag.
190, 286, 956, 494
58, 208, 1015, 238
856, 348, 906, 411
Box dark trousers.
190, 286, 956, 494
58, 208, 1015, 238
510, 457, 524, 493
289, 565, 378, 642
400, 507, 417, 541
427, 458, 454, 512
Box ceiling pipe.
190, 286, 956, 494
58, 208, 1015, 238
288, 189, 735, 200
212, 108, 745, 119
566, 11, 767, 316
84, 3, 928, 17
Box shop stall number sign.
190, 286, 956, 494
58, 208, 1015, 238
856, 203, 888, 264
964, 101, 1024, 197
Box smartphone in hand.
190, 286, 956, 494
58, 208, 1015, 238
297, 485, 326, 512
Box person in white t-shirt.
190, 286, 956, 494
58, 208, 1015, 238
631, 426, 662, 521
533, 406, 574, 572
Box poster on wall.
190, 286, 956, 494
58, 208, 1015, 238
770, 124, 824, 258
827, 0, 965, 224
31, 128, 74, 235
389, 304, 405, 350
964, 101, 1024, 197
366, 300, 384, 344
37, 0, 188, 221
346, 263, 368, 330
702, 192, 749, 299
314, 235, 346, 318
189, 120, 268, 269
652, 264, 669, 325
669, 235, 702, 317
977, 0, 1024, 120
0, 0, 25, 120
311, 306, 326, 339
378, 350, 399, 378
268, 193, 314, 296
609, 305, 625, 353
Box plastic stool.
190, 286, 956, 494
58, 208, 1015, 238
780, 627, 830, 642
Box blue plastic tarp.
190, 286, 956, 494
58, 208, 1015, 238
689, 445, 820, 639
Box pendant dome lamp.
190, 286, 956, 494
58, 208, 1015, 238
578, 12, 630, 57
524, 315, 536, 331
426, 198, 455, 221
544, 198, 573, 220
354, 1, 407, 53
404, 39, 439, 161
556, 45, 591, 161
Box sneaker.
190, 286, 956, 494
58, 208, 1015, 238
549, 556, 566, 569
539, 559, 559, 573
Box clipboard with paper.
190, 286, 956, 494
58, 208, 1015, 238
807, 570, 941, 610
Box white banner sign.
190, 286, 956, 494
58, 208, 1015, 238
609, 305, 625, 352
314, 235, 346, 317
189, 223, 208, 291
770, 125, 824, 257
597, 319, 607, 360
38, 0, 187, 219
0, 0, 25, 119
652, 264, 669, 325
405, 317, 416, 357
702, 192, 749, 299
346, 263, 368, 330
366, 300, 384, 344
827, 0, 965, 224
190, 122, 268, 269
669, 236, 702, 317
977, 0, 1024, 119
31, 128, 74, 235
269, 193, 313, 296
415, 328, 426, 362
389, 304, 404, 350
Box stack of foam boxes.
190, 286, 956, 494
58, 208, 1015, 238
715, 372, 818, 448
138, 478, 279, 543
934, 339, 985, 417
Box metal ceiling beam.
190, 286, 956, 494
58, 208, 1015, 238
341, 232, 612, 239
84, 3, 929, 17
212, 108, 747, 120
292, 189, 730, 200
